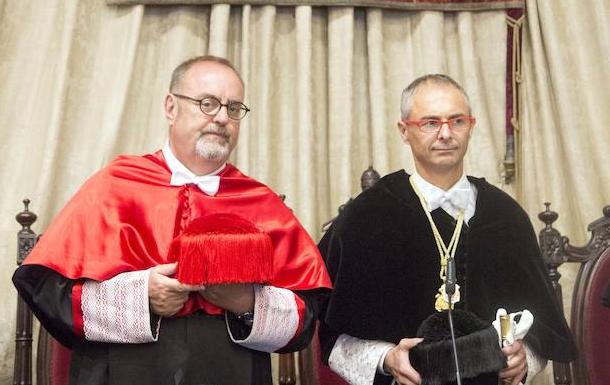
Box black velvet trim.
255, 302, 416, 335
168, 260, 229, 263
12, 264, 77, 348
277, 288, 329, 353
411, 328, 504, 385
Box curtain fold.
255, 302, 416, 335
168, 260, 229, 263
366, 9, 390, 173
327, 7, 355, 208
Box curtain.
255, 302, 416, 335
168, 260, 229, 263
520, 2, 610, 383
1, 0, 607, 383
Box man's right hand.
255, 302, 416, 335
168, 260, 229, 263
148, 263, 202, 317
383, 337, 423, 385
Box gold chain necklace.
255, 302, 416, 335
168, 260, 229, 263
409, 176, 465, 311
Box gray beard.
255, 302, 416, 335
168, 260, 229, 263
195, 135, 229, 161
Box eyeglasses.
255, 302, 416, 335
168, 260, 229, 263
403, 115, 476, 133
172, 93, 250, 120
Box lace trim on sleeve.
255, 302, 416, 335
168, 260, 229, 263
329, 334, 395, 385
81, 269, 159, 343
523, 342, 547, 384
228, 285, 298, 352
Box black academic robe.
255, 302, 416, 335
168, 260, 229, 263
318, 170, 576, 385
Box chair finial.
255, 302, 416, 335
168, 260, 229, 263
538, 202, 558, 229
16, 198, 37, 230
360, 166, 380, 191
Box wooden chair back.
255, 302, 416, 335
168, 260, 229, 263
14, 199, 71, 385
538, 204, 610, 385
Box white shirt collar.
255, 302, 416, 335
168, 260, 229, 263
162, 141, 226, 178
410, 170, 477, 223
162, 141, 226, 196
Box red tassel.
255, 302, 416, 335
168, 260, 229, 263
173, 213, 274, 285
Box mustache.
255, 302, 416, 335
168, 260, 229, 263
201, 124, 229, 139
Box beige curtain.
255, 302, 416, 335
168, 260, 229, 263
520, 1, 610, 383
0, 0, 607, 383
521, 0, 610, 244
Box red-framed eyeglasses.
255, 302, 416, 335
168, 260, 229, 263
403, 115, 476, 133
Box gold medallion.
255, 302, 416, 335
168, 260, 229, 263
434, 284, 461, 311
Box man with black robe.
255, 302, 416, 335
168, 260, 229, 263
318, 74, 576, 385
13, 55, 332, 385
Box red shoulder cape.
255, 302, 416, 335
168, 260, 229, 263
25, 150, 331, 315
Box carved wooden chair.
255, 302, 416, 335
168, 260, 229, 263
538, 204, 610, 385
14, 199, 71, 385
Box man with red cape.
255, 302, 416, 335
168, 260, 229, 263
13, 55, 331, 385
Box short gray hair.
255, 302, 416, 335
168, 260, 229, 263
169, 55, 244, 92
400, 74, 471, 119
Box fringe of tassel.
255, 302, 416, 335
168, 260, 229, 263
173, 214, 274, 285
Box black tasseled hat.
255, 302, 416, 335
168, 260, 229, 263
410, 310, 507, 385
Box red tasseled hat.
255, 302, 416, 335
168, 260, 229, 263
172, 213, 274, 285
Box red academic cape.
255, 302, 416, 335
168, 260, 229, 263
23, 150, 332, 318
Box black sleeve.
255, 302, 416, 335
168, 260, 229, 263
277, 287, 329, 353
316, 222, 399, 385
316, 226, 342, 365
12, 264, 77, 348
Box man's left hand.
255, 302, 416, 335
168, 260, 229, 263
199, 283, 255, 314
499, 339, 528, 385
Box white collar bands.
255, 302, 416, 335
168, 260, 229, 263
410, 170, 477, 223
162, 141, 226, 196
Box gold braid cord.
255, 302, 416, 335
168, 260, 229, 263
409, 177, 464, 311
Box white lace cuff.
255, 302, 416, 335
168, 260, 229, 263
81, 269, 160, 343
523, 342, 547, 384
377, 345, 394, 375
227, 285, 299, 352
329, 334, 396, 385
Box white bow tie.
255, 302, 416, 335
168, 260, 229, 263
170, 169, 220, 196
428, 188, 469, 214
